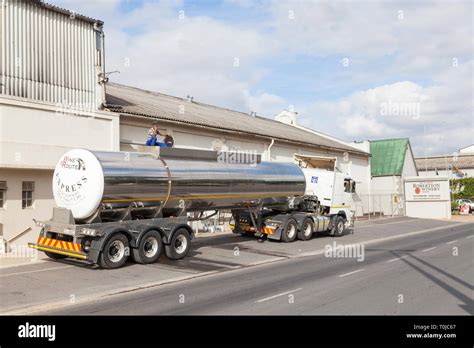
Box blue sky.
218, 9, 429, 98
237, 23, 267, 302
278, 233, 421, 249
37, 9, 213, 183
54, 0, 473, 156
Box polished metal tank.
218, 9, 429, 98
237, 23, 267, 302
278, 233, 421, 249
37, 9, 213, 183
52, 148, 306, 222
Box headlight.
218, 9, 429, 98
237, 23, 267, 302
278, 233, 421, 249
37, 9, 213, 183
81, 228, 97, 236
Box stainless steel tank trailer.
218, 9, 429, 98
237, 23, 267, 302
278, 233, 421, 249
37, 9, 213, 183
29, 148, 354, 269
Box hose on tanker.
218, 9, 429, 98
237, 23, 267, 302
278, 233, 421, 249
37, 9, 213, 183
147, 154, 172, 218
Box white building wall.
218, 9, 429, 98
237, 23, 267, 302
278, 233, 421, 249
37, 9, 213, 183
0, 97, 119, 168
0, 97, 119, 244
0, 168, 52, 245
459, 145, 474, 154
418, 169, 474, 178
370, 176, 404, 216
402, 147, 418, 177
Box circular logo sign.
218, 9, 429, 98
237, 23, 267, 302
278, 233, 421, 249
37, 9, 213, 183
53, 149, 104, 220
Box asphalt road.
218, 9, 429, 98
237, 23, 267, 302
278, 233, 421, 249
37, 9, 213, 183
38, 220, 473, 315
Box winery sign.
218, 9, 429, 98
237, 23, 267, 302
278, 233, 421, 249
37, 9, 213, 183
405, 179, 450, 201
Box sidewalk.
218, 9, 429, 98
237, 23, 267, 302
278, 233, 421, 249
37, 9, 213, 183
0, 253, 48, 269
442, 214, 474, 222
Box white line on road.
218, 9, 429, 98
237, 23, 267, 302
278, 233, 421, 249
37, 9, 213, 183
0, 265, 73, 278
188, 260, 235, 268
256, 288, 303, 303
299, 223, 462, 258
421, 247, 437, 252
446, 240, 458, 244
386, 256, 409, 263
466, 235, 474, 239
357, 219, 417, 228
338, 269, 366, 277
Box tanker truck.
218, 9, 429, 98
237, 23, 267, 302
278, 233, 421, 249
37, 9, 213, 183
28, 147, 354, 269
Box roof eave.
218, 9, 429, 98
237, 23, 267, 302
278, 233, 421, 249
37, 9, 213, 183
29, 0, 103, 25
115, 110, 370, 158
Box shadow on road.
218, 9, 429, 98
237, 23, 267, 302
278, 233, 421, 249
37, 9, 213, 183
391, 250, 473, 315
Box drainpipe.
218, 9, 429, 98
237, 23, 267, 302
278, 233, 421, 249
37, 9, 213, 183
267, 138, 275, 161
93, 22, 107, 109
1, 0, 6, 95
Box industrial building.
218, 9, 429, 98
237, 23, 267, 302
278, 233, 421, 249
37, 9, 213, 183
0, 0, 374, 248
0, 0, 119, 248
350, 138, 418, 217
415, 145, 474, 178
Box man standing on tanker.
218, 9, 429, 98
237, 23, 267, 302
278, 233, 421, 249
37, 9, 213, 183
146, 123, 174, 147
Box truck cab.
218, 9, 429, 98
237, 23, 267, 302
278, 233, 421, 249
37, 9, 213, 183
232, 155, 355, 242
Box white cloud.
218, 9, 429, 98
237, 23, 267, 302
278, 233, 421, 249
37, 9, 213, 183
301, 61, 473, 155
69, 0, 284, 115
50, 0, 472, 155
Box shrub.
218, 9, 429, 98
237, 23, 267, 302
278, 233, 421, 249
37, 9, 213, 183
451, 201, 459, 212
451, 178, 474, 199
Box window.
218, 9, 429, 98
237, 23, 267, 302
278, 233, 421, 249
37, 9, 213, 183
344, 179, 356, 193
0, 181, 6, 208
22, 181, 34, 209
344, 179, 351, 193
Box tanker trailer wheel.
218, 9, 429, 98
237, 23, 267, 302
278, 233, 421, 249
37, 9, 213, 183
165, 228, 191, 260
44, 251, 68, 260
333, 216, 346, 237
99, 233, 130, 269
281, 218, 298, 243
297, 217, 314, 241
132, 230, 163, 264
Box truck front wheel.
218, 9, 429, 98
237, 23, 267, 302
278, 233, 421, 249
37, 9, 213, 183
132, 230, 163, 264
165, 228, 191, 260
99, 233, 130, 269
333, 216, 346, 237
281, 218, 298, 243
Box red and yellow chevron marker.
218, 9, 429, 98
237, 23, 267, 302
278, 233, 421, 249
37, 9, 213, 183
38, 237, 81, 252
261, 227, 275, 235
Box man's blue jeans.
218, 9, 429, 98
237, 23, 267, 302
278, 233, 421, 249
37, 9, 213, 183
146, 136, 167, 147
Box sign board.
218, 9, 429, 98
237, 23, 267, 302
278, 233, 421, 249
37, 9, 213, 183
459, 204, 470, 215
405, 180, 450, 202
403, 176, 451, 219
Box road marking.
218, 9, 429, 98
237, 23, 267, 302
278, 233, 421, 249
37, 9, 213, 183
338, 269, 366, 277
386, 256, 409, 263
256, 288, 303, 303
466, 235, 473, 239
358, 219, 417, 228
188, 260, 236, 269
446, 240, 457, 244
0, 265, 73, 278
422, 247, 437, 252
299, 223, 463, 258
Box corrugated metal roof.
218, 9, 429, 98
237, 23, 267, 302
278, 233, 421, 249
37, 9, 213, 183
370, 138, 409, 176
27, 0, 103, 25
415, 154, 474, 171
105, 83, 369, 156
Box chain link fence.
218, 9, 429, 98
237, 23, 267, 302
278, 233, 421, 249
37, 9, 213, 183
353, 193, 405, 220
